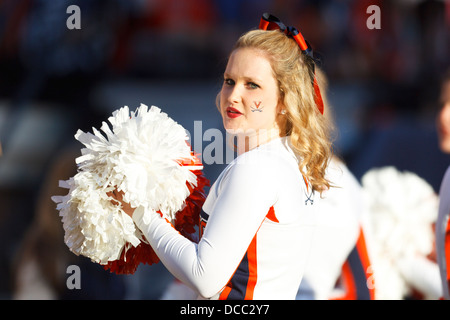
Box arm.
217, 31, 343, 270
133, 154, 278, 298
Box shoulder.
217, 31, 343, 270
223, 150, 278, 188
217, 138, 299, 190
238, 137, 298, 168
235, 148, 279, 169
326, 158, 362, 192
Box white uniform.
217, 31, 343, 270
133, 136, 316, 299
296, 157, 362, 299
437, 166, 450, 299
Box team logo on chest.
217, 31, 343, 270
304, 189, 314, 205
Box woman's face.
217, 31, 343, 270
220, 48, 284, 139
437, 80, 450, 154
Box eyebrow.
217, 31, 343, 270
223, 73, 263, 84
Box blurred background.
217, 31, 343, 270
0, 0, 449, 299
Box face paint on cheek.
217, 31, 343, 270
251, 101, 264, 112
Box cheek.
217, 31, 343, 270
219, 88, 227, 110
246, 96, 278, 121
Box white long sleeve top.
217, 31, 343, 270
133, 136, 316, 299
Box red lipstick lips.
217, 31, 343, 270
226, 107, 243, 118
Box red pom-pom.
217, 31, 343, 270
103, 238, 160, 274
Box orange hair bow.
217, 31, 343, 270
259, 13, 324, 115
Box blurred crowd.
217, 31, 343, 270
0, 0, 449, 299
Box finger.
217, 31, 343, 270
106, 190, 121, 206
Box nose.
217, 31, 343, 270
225, 83, 242, 105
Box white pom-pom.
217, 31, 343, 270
361, 166, 438, 299
52, 104, 199, 264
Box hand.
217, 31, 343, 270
107, 188, 135, 218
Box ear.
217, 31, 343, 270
275, 101, 289, 135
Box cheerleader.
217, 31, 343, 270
110, 13, 333, 300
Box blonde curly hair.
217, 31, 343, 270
232, 29, 333, 193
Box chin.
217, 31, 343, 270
223, 119, 241, 133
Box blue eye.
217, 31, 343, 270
248, 82, 259, 89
